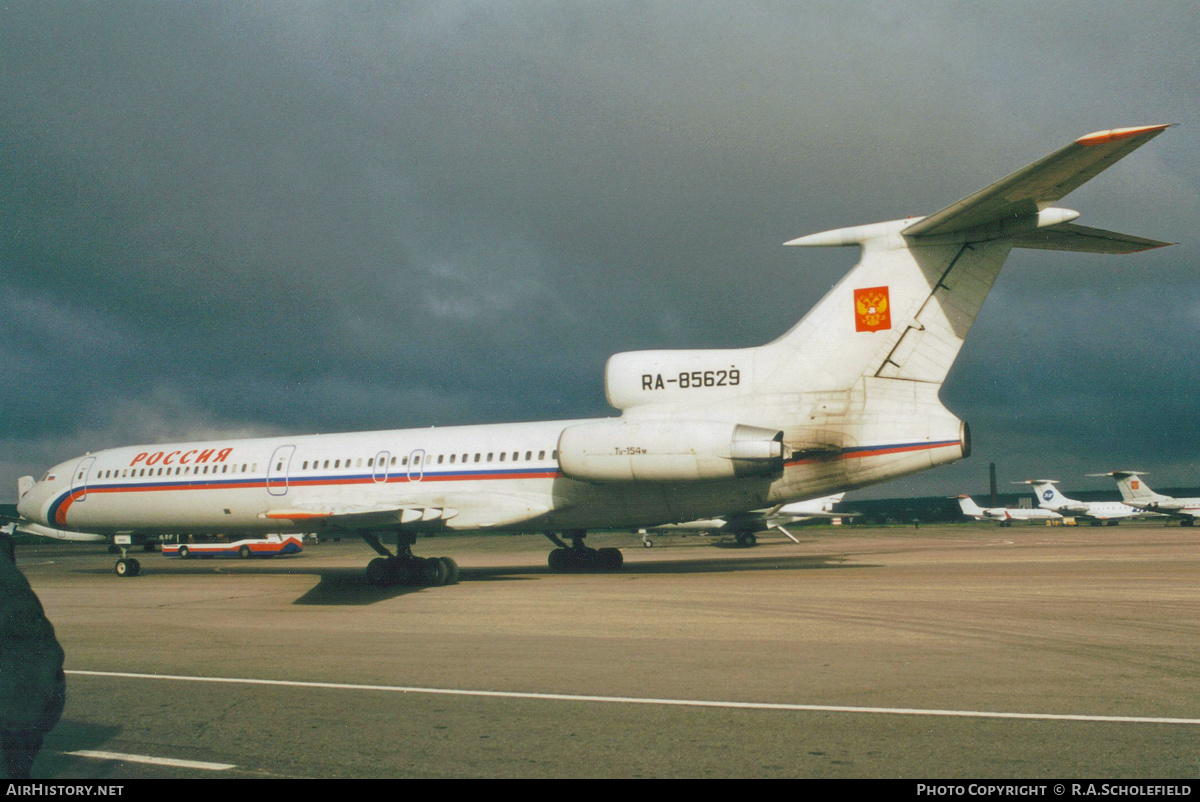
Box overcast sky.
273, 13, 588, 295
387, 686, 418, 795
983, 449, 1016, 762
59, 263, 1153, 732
2, 1, 1197, 502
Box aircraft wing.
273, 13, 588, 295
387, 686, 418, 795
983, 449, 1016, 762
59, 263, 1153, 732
13, 521, 107, 543
262, 491, 557, 530
261, 503, 459, 528
902, 125, 1171, 239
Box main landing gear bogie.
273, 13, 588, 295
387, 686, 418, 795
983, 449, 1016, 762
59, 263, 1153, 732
366, 555, 459, 588
361, 532, 459, 588
543, 530, 624, 573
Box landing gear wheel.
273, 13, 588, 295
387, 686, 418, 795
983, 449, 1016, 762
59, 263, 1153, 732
421, 557, 448, 586
548, 547, 569, 572
366, 557, 391, 586
114, 558, 141, 577
734, 533, 758, 547
597, 547, 623, 571
438, 557, 460, 585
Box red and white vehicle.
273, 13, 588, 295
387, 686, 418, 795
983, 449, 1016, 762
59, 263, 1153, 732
162, 534, 304, 560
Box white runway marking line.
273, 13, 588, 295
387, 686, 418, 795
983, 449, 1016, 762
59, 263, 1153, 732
65, 749, 236, 771
68, 669, 1200, 726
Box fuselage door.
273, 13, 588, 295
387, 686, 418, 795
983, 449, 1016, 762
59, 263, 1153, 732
267, 445, 296, 496
71, 456, 96, 502
373, 451, 390, 484
407, 449, 425, 483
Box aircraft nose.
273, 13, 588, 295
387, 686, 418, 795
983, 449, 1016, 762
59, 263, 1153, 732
16, 479, 49, 523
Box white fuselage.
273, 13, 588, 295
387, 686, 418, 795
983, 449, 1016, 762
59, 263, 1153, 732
1126, 498, 1200, 519
978, 508, 1061, 522
17, 417, 963, 538
1038, 499, 1144, 521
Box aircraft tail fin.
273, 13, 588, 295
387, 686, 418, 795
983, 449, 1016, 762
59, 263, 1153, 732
956, 495, 984, 517
1017, 479, 1071, 508
769, 125, 1171, 392
1091, 470, 1164, 503
606, 126, 1170, 417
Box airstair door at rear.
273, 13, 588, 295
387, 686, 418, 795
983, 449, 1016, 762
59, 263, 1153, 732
267, 445, 296, 496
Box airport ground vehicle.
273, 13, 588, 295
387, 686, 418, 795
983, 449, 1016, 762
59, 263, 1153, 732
161, 534, 304, 560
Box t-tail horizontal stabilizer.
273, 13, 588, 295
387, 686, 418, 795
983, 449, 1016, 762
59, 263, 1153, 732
788, 124, 1172, 253
776, 125, 1171, 392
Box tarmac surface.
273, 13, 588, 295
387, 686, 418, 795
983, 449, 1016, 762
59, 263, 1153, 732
12, 522, 1200, 779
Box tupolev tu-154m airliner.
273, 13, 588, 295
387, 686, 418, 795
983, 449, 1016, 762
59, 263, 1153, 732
13, 125, 1172, 583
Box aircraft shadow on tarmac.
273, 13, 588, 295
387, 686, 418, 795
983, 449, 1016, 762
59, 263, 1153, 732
294, 550, 875, 605
69, 549, 876, 606
73, 560, 430, 605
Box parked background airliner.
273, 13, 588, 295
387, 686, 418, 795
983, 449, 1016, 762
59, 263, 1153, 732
14, 125, 1171, 583
957, 495, 1063, 526
637, 493, 849, 547
1092, 471, 1200, 525
1016, 479, 1149, 524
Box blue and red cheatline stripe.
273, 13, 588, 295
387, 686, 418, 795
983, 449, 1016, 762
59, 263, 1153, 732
47, 440, 959, 526
47, 466, 563, 525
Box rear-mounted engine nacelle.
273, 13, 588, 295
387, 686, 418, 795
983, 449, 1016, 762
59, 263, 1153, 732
558, 421, 784, 482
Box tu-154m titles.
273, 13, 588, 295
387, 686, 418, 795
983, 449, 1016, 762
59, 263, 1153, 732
14, 125, 1172, 582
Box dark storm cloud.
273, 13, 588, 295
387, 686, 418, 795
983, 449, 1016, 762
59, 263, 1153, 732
1, 1, 1197, 496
